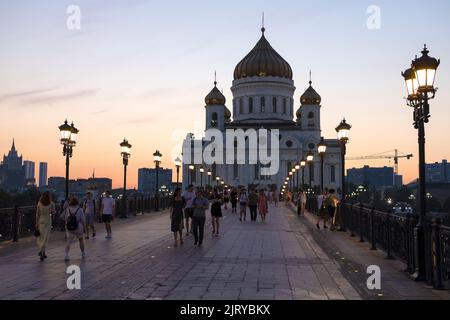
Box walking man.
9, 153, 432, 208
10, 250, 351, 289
182, 185, 196, 236
248, 189, 258, 222
191, 190, 209, 247
100, 191, 115, 239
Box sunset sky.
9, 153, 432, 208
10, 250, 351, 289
1, 0, 449, 189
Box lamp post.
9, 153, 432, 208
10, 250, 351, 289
153, 150, 162, 211
188, 164, 195, 185
175, 157, 182, 188
59, 120, 78, 201
120, 139, 132, 218
402, 45, 439, 281
289, 171, 293, 196
207, 169, 212, 189
295, 163, 300, 192
300, 159, 306, 190
291, 168, 296, 192
318, 137, 327, 193
199, 166, 205, 189
216, 176, 220, 188
336, 118, 352, 232
306, 151, 314, 211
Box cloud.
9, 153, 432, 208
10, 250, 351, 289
0, 88, 58, 103
20, 89, 100, 106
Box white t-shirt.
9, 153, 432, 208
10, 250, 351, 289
182, 191, 196, 208
317, 195, 325, 210
101, 197, 115, 215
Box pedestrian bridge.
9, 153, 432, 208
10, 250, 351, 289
0, 203, 449, 300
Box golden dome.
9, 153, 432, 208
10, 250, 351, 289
300, 81, 321, 105
234, 29, 293, 80
205, 82, 226, 106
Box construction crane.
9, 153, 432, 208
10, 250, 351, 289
347, 149, 413, 175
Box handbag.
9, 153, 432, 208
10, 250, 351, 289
34, 229, 40, 237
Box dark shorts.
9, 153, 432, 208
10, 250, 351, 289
184, 208, 194, 219
102, 214, 113, 223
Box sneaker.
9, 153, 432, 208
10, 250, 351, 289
105, 234, 112, 239
92, 232, 96, 238
64, 255, 70, 262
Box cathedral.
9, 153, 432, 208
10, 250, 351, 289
182, 27, 342, 194
0, 140, 25, 191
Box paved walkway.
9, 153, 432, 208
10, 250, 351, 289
0, 204, 448, 300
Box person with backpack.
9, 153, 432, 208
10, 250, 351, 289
64, 197, 86, 261
83, 192, 97, 239
100, 191, 116, 239
230, 188, 238, 213
238, 189, 248, 222
326, 189, 339, 231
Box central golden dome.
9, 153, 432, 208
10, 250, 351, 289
234, 29, 293, 80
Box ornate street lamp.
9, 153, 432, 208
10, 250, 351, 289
120, 139, 132, 218
153, 150, 162, 211
300, 158, 306, 190
207, 169, 212, 188
199, 166, 205, 189
402, 45, 439, 282
289, 171, 294, 196
174, 157, 182, 188
216, 176, 220, 187
336, 118, 351, 231
306, 150, 314, 210
318, 137, 327, 193
188, 164, 195, 185
295, 163, 300, 192
59, 120, 78, 201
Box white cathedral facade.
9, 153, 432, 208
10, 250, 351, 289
182, 27, 342, 194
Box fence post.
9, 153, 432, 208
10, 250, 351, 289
359, 204, 364, 243
350, 203, 355, 237
338, 203, 346, 232
386, 210, 394, 260
370, 207, 376, 250
431, 219, 445, 290
12, 205, 19, 242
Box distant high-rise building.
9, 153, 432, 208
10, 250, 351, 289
138, 168, 173, 193
23, 161, 35, 179
347, 166, 395, 189
23, 160, 36, 186
426, 160, 449, 183
39, 162, 48, 187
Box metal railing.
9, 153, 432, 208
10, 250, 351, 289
0, 196, 170, 243
335, 203, 450, 290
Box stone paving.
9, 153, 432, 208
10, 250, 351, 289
0, 203, 448, 300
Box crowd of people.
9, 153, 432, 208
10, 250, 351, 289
170, 185, 278, 248
35, 191, 116, 262
34, 185, 334, 262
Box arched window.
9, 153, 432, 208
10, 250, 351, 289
239, 98, 243, 115
261, 97, 265, 112
273, 97, 277, 113
211, 112, 218, 128
249, 97, 253, 113
283, 98, 287, 114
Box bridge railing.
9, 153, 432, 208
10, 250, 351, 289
336, 203, 450, 290
0, 196, 171, 243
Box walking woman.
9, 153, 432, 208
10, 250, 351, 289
35, 192, 55, 261
258, 190, 269, 222
223, 190, 230, 210
171, 188, 185, 247
211, 194, 223, 236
